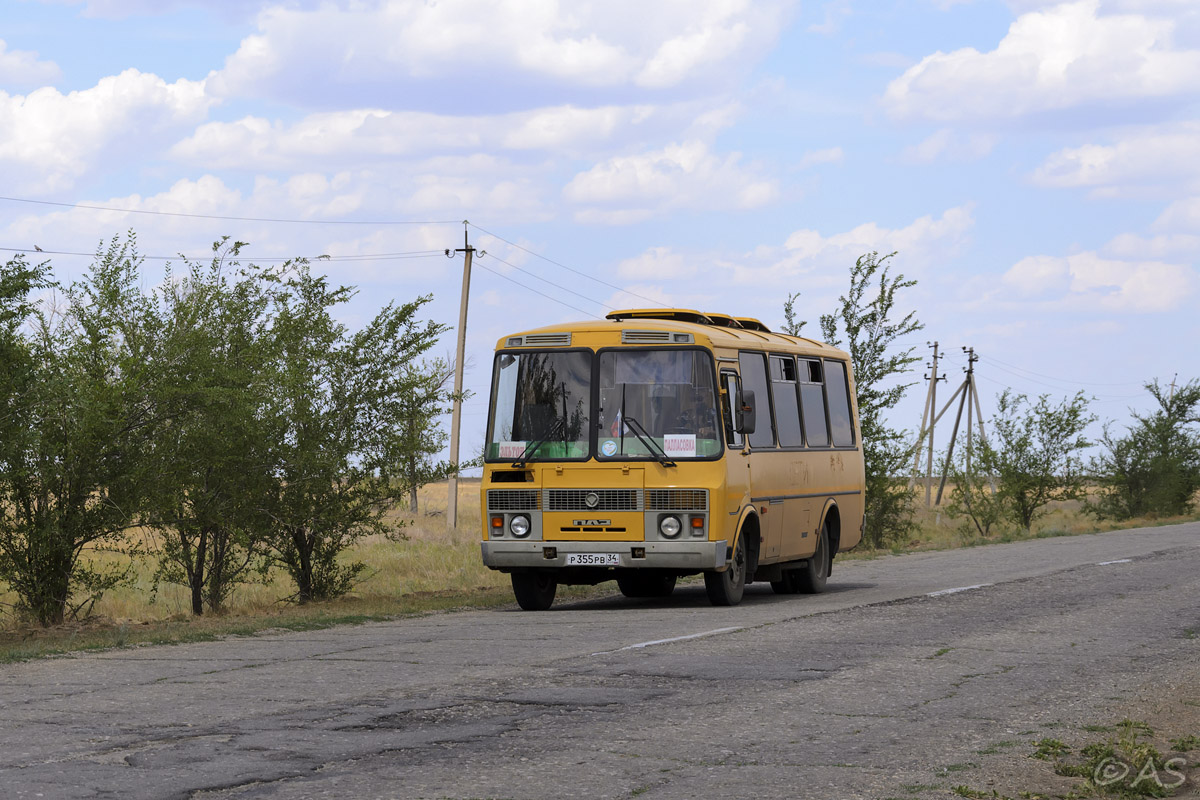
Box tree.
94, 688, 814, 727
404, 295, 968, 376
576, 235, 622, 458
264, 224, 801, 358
396, 355, 461, 514
804, 252, 924, 548
140, 241, 277, 615
782, 292, 807, 336
262, 264, 449, 603
0, 238, 151, 625
1088, 379, 1200, 520
979, 390, 1094, 532
944, 442, 1005, 541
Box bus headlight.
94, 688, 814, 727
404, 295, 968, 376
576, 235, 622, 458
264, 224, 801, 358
659, 515, 682, 539
509, 514, 531, 538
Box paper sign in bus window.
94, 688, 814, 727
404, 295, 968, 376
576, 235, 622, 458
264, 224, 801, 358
498, 441, 527, 459
663, 434, 697, 458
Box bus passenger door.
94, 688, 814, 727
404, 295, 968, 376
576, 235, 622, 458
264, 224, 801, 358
720, 368, 750, 541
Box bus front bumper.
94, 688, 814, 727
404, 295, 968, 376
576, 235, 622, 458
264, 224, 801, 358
481, 539, 727, 571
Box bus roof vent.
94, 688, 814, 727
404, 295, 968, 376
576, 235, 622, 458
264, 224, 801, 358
734, 317, 770, 332
606, 309, 714, 325
507, 332, 572, 348
606, 308, 771, 333
622, 330, 670, 344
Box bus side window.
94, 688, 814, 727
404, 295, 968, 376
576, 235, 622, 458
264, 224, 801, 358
720, 371, 743, 448
798, 358, 829, 447
769, 355, 803, 447
825, 359, 855, 446
738, 351, 775, 449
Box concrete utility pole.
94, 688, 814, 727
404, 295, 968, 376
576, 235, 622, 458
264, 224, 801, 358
910, 342, 945, 506
935, 347, 989, 505
911, 345, 993, 506
446, 222, 474, 531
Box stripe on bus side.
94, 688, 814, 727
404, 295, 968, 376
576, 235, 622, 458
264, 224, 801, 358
749, 489, 863, 503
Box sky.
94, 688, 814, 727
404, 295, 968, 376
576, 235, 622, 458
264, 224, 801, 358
2, 0, 1198, 465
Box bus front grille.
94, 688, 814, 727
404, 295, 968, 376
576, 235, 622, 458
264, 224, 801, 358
487, 489, 540, 511
544, 489, 642, 512
646, 489, 709, 511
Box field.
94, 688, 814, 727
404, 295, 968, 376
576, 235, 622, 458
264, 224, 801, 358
1, 479, 1196, 661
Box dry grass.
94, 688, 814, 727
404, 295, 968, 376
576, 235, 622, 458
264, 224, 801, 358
842, 482, 1200, 561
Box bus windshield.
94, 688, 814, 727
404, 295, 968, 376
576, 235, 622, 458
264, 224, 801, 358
597, 349, 721, 461
486, 350, 592, 461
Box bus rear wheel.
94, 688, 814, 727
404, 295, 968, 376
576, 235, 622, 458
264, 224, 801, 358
617, 572, 677, 598
511, 572, 557, 610
796, 521, 831, 594
704, 532, 746, 606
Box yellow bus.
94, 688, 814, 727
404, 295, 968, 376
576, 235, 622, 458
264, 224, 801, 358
480, 309, 865, 610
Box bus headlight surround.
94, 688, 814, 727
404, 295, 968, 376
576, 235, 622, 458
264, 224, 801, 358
659, 515, 682, 539
509, 514, 531, 538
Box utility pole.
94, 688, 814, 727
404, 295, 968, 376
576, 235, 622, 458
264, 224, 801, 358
1169, 372, 1178, 402
935, 347, 987, 505
911, 346, 993, 506
910, 342, 945, 506
446, 222, 474, 530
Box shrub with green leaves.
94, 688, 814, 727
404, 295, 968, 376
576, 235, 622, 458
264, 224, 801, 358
1088, 379, 1200, 521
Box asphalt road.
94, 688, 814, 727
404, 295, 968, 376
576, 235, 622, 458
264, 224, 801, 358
3, 523, 1199, 800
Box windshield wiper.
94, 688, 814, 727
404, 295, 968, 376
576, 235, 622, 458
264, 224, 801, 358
623, 415, 676, 468
512, 418, 564, 468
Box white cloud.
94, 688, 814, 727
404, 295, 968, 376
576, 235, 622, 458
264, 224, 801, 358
808, 0, 852, 35
714, 205, 976, 289
780, 205, 974, 265
563, 140, 778, 224
0, 174, 459, 287
33, 0, 280, 18
1104, 231, 1200, 257
1031, 122, 1200, 191
615, 246, 695, 280
0, 69, 212, 194
1153, 196, 1200, 231
170, 103, 674, 170
885, 1, 1200, 122
210, 0, 790, 107
1001, 250, 1195, 311
0, 39, 61, 89
796, 146, 844, 168
902, 129, 998, 163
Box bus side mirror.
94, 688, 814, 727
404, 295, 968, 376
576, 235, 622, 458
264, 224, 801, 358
736, 389, 756, 436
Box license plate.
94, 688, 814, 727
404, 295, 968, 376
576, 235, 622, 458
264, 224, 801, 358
565, 552, 621, 566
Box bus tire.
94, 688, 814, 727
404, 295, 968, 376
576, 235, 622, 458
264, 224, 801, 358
797, 521, 831, 594
511, 572, 557, 610
617, 573, 677, 598
704, 532, 747, 606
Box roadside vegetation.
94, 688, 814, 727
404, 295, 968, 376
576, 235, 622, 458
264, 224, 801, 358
1, 239, 1198, 660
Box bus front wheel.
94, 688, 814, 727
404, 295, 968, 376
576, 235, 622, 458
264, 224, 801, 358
511, 572, 557, 610
704, 533, 747, 606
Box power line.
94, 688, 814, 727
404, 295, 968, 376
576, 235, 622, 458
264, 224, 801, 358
464, 254, 597, 318
0, 195, 459, 226
467, 222, 663, 307
969, 368, 1146, 401
979, 353, 1143, 388
966, 356, 1146, 399
482, 251, 614, 313
0, 245, 446, 264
